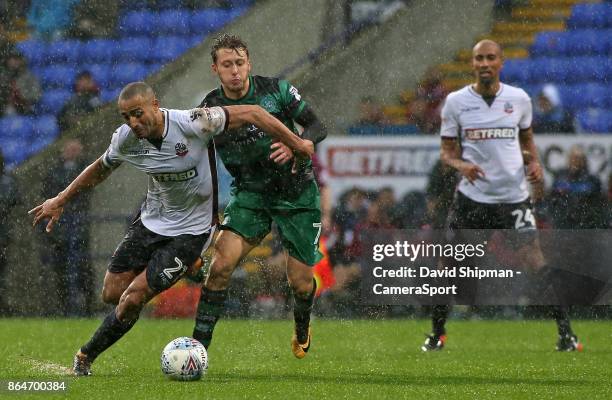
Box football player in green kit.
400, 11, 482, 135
192, 34, 327, 358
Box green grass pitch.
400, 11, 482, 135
1, 318, 610, 399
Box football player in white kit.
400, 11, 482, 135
29, 82, 315, 376
421, 40, 582, 353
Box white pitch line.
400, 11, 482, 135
20, 357, 73, 376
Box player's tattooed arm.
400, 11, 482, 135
224, 105, 314, 158
440, 137, 485, 184
519, 127, 543, 184
29, 157, 112, 232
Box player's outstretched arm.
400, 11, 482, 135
28, 157, 112, 232
519, 127, 543, 184
440, 137, 485, 183
224, 105, 314, 158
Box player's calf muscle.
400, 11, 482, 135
205, 259, 234, 289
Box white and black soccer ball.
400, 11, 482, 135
160, 337, 208, 381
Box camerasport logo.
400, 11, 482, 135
175, 142, 188, 156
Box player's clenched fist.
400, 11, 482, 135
525, 161, 543, 184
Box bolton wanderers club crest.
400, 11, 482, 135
504, 101, 514, 114
175, 142, 188, 156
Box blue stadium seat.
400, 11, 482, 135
565, 30, 606, 56
101, 88, 122, 103
15, 40, 47, 66
525, 58, 549, 83
31, 115, 60, 148
570, 57, 608, 82
117, 10, 157, 36
558, 84, 582, 110
381, 125, 420, 135
603, 29, 612, 53
190, 8, 232, 34
188, 34, 206, 48
530, 32, 568, 57
157, 10, 191, 35
0, 115, 34, 141
46, 40, 82, 63
151, 36, 189, 62
1, 138, 31, 168
576, 109, 612, 133
81, 39, 117, 63
560, 84, 606, 110
38, 89, 72, 115
147, 62, 164, 75
567, 3, 611, 29
547, 58, 573, 83
39, 65, 77, 89
111, 62, 148, 87
606, 85, 612, 108
347, 125, 382, 135
532, 57, 576, 83
580, 84, 608, 109
81, 63, 113, 89
501, 59, 530, 83
519, 84, 541, 99
347, 124, 420, 135
115, 37, 154, 62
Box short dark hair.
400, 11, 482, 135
76, 70, 92, 80
211, 34, 249, 63
118, 81, 155, 102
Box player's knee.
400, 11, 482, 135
207, 251, 235, 285
117, 288, 146, 321
101, 286, 121, 305
288, 274, 314, 297
291, 280, 313, 298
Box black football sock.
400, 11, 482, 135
293, 279, 316, 343
432, 304, 450, 336
80, 308, 138, 361
550, 305, 573, 337
193, 287, 228, 348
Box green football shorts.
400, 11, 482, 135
221, 180, 323, 266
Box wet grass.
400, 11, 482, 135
1, 318, 611, 399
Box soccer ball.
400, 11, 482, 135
160, 337, 208, 381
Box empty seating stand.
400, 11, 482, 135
2, 1, 254, 168
508, 1, 612, 133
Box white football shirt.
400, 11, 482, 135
102, 107, 228, 236
440, 83, 532, 204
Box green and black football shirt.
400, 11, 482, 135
199, 75, 314, 195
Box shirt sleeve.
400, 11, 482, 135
188, 106, 229, 142
519, 92, 533, 130
101, 129, 123, 169
279, 80, 307, 119
439, 97, 459, 138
